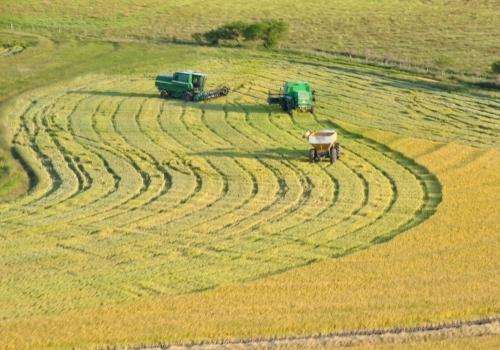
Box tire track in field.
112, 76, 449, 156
226, 94, 374, 252
219, 103, 338, 242
171, 106, 267, 236
191, 102, 312, 241
198, 102, 315, 238
148, 103, 255, 235
235, 96, 371, 223
0, 79, 124, 223
66, 95, 147, 224
311, 112, 442, 246
113, 98, 199, 227
135, 316, 500, 350
64, 87, 171, 227
265, 105, 398, 250
120, 100, 205, 229
11, 94, 134, 225
195, 97, 352, 264
232, 79, 429, 255
134, 102, 229, 232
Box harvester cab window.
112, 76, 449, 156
192, 75, 203, 89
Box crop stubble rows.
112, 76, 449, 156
1, 58, 498, 319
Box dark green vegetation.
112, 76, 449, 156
194, 19, 289, 48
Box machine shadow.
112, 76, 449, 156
67, 90, 158, 98
188, 102, 275, 114
194, 147, 310, 162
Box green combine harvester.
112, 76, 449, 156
268, 81, 316, 114
155, 71, 230, 101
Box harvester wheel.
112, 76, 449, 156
329, 146, 337, 163
183, 92, 193, 101
160, 90, 168, 98
309, 149, 315, 162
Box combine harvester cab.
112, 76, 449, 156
305, 129, 341, 163
155, 71, 229, 101
268, 81, 316, 115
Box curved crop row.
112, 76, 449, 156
0, 70, 447, 317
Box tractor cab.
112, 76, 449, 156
191, 73, 205, 92
284, 81, 315, 110
268, 80, 316, 114
172, 71, 206, 92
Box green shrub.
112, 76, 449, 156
259, 19, 289, 48
198, 20, 288, 48
492, 60, 500, 74
242, 23, 264, 41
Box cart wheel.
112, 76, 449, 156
309, 149, 315, 162
330, 147, 337, 163
310, 106, 315, 114
335, 143, 341, 159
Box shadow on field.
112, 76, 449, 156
195, 147, 308, 161
67, 90, 158, 98
196, 103, 271, 114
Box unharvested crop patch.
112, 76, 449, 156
0, 52, 499, 348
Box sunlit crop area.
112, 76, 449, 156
0, 43, 499, 348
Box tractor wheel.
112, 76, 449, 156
183, 92, 193, 101
329, 146, 337, 163
220, 86, 229, 96
309, 149, 316, 162
281, 101, 288, 112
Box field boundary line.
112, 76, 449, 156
116, 316, 500, 350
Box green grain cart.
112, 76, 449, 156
155, 71, 230, 101
268, 81, 315, 114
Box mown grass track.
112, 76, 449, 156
2, 0, 499, 74
0, 48, 499, 349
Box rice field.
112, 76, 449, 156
1, 44, 499, 348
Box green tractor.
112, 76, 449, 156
155, 71, 230, 101
268, 81, 315, 114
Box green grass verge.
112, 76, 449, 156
1, 0, 499, 74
